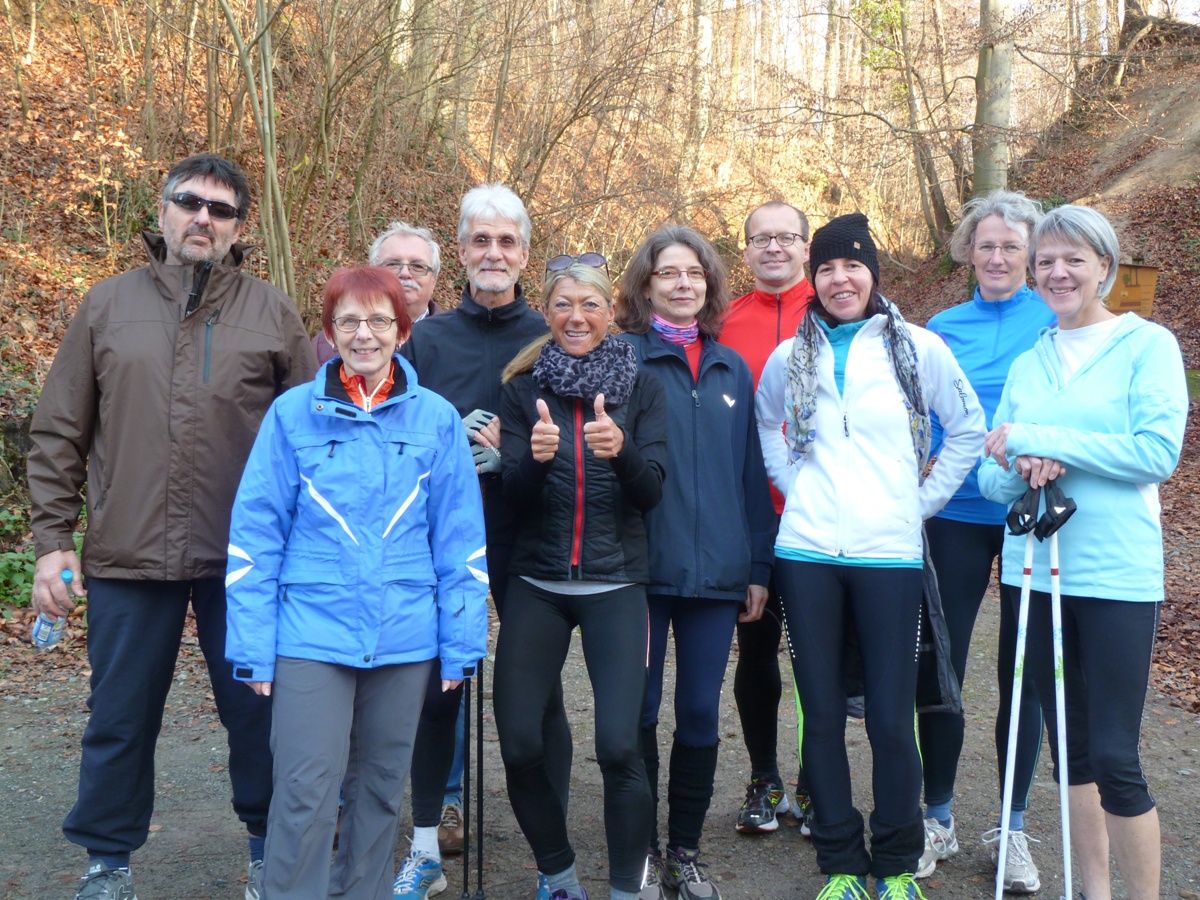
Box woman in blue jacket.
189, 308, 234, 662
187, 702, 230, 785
225, 267, 489, 900
916, 190, 1056, 890
980, 205, 1187, 900
615, 225, 775, 900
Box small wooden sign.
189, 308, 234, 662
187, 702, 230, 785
1111, 264, 1157, 317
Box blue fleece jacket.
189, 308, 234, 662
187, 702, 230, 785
927, 285, 1057, 524
978, 314, 1187, 602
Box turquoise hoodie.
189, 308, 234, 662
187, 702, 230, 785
978, 313, 1187, 602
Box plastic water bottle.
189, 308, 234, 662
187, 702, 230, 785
32, 570, 73, 651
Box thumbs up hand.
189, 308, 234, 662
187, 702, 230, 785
531, 398, 560, 462
584, 393, 624, 459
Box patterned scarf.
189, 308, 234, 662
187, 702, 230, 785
783, 295, 930, 469
651, 314, 699, 345
532, 334, 638, 407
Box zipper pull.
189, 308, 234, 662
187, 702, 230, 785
328, 442, 336, 457
843, 412, 849, 436
692, 389, 700, 407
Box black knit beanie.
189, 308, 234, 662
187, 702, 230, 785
808, 213, 880, 286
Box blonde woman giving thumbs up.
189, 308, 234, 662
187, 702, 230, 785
495, 257, 669, 900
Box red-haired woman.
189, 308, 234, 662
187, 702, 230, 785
225, 267, 490, 899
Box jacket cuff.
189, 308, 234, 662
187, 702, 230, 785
749, 562, 773, 588
232, 663, 274, 683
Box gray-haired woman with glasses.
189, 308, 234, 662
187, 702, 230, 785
615, 224, 775, 900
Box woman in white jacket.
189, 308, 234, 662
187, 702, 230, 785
755, 214, 984, 900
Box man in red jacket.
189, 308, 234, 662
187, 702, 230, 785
718, 201, 815, 836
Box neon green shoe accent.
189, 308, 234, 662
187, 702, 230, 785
876, 873, 927, 899
813, 874, 870, 900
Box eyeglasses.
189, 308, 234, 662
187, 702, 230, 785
651, 267, 708, 283
546, 253, 608, 274
332, 315, 399, 333
973, 242, 1028, 257
469, 234, 522, 250
167, 192, 241, 220
380, 260, 433, 277
747, 232, 805, 249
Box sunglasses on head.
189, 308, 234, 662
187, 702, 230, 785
167, 192, 242, 221
546, 252, 608, 274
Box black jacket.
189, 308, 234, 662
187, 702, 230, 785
401, 284, 548, 419
619, 332, 774, 600
500, 369, 667, 584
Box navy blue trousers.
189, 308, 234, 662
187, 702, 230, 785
63, 577, 272, 854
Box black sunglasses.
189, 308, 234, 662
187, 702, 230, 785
167, 192, 242, 221
546, 252, 608, 274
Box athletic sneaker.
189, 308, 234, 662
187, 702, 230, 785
663, 847, 718, 900
245, 859, 264, 900
536, 871, 551, 900
547, 890, 587, 900
982, 827, 1042, 893
795, 791, 814, 837
875, 874, 927, 899
813, 874, 869, 900
914, 816, 958, 878
74, 862, 138, 900
438, 802, 465, 856
735, 777, 791, 833
638, 853, 667, 900
393, 851, 447, 898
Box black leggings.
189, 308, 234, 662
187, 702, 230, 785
776, 558, 924, 879
494, 578, 652, 893
733, 576, 786, 780
1019, 588, 1158, 817
920, 516, 1045, 813
409, 533, 572, 827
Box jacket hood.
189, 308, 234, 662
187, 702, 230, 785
1034, 312, 1149, 386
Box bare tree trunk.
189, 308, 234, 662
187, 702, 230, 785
3, 0, 30, 119
822, 0, 841, 150
681, 0, 713, 206
898, 0, 949, 246
1106, 0, 1122, 51
974, 0, 1014, 196
142, 2, 159, 160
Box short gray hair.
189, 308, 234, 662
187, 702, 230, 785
457, 183, 531, 246
1029, 205, 1120, 300
369, 221, 441, 276
948, 190, 1042, 265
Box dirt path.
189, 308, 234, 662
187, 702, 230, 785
3, 593, 1199, 899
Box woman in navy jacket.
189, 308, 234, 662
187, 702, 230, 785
616, 225, 775, 900
225, 267, 489, 900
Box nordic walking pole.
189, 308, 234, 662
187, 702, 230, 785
461, 662, 475, 900
474, 655, 486, 900
1036, 478, 1076, 900
996, 483, 1041, 900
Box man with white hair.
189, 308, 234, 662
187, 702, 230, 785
396, 185, 565, 900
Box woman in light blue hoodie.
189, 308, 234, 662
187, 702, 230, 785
979, 205, 1187, 900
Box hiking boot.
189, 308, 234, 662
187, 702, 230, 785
875, 874, 927, 899
734, 777, 791, 833
535, 872, 551, 900
245, 859, 264, 900
393, 851, 447, 898
983, 827, 1042, 893
74, 862, 138, 900
813, 875, 870, 900
914, 816, 958, 878
437, 802, 465, 856
663, 847, 718, 900
638, 853, 667, 900
795, 791, 814, 837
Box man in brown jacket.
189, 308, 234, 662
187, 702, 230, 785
27, 154, 317, 900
